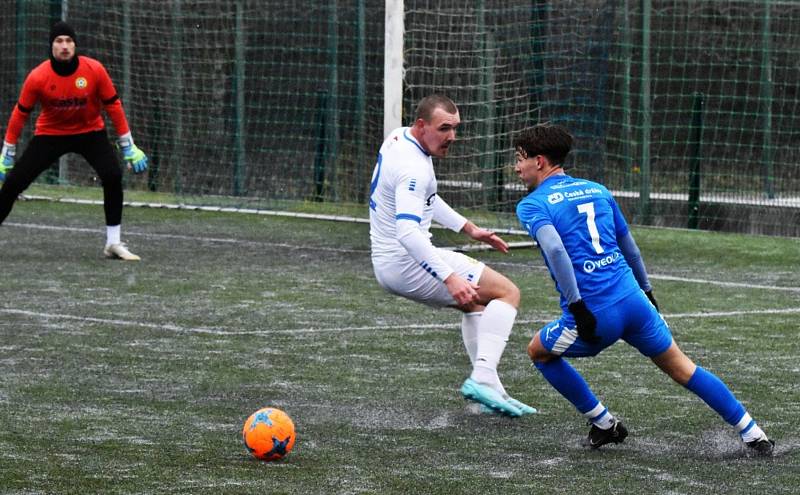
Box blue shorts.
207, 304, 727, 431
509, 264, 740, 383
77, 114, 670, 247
538, 290, 673, 358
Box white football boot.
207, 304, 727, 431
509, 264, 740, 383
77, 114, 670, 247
103, 243, 141, 261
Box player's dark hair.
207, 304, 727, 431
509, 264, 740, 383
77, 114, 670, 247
513, 123, 573, 166
415, 94, 458, 122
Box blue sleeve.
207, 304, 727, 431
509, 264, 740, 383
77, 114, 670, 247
607, 191, 650, 290
609, 195, 629, 238
535, 224, 581, 304
618, 232, 652, 292
516, 197, 552, 239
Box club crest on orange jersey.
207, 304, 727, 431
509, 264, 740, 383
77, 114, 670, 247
75, 77, 87, 89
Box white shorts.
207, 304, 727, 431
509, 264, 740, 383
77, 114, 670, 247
372, 249, 486, 307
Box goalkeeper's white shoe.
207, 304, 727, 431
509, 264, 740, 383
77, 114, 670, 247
103, 243, 140, 261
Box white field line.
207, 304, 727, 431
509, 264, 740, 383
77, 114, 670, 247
649, 274, 800, 293
20, 195, 373, 224
663, 308, 800, 319
17, 195, 530, 235
7, 221, 799, 293
4, 221, 370, 254
479, 261, 800, 293
4, 221, 799, 333
0, 309, 229, 335
441, 181, 800, 209
1, 307, 799, 336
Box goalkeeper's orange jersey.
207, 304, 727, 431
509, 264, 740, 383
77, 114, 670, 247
3, 55, 130, 145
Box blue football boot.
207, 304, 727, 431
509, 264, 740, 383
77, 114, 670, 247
460, 378, 522, 417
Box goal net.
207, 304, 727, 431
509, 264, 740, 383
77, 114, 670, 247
1, 0, 799, 235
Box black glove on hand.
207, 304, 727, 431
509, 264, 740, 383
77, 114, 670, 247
645, 290, 659, 312
568, 300, 600, 344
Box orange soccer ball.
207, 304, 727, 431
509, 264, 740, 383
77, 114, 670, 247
242, 407, 296, 461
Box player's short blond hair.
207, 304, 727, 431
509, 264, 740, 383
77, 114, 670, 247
415, 94, 458, 122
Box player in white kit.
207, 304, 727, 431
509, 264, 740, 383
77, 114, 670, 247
369, 94, 535, 417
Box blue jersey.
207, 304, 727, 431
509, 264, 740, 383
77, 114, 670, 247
516, 175, 641, 313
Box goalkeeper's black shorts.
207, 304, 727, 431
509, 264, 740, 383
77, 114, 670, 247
0, 130, 124, 225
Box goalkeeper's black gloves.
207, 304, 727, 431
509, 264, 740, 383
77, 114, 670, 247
645, 290, 659, 312
568, 299, 600, 344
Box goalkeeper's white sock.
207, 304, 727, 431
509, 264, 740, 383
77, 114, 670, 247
469, 300, 517, 395
106, 224, 121, 247
460, 311, 482, 364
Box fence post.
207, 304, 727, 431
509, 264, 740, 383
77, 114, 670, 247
314, 91, 329, 202
171, 0, 184, 195
688, 93, 704, 229
50, 0, 70, 185
638, 0, 652, 224
232, 0, 246, 196
326, 0, 339, 201
355, 0, 367, 203
478, 0, 497, 209
760, 0, 774, 199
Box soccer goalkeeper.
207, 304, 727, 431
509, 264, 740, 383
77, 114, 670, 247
514, 123, 773, 455
0, 21, 148, 260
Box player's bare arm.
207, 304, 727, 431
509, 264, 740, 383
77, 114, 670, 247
461, 221, 509, 253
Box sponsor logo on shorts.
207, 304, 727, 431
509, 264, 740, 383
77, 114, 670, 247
583, 251, 621, 273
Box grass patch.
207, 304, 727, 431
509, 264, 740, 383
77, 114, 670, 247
0, 199, 797, 494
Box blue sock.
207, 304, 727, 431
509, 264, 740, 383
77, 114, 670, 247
534, 358, 599, 414
684, 366, 746, 425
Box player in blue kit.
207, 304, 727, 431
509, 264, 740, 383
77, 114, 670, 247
513, 123, 774, 455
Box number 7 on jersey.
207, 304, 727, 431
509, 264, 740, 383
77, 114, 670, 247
577, 202, 604, 254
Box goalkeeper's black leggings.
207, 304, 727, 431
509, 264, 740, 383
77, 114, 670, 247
0, 130, 123, 226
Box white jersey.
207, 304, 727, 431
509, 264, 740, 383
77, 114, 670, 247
369, 127, 466, 284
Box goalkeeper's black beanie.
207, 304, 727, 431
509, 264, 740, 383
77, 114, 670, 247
49, 21, 77, 46
49, 21, 79, 76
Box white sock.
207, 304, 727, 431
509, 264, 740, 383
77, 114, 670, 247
584, 402, 616, 429
736, 413, 767, 442
469, 300, 517, 395
106, 225, 121, 247
461, 311, 482, 365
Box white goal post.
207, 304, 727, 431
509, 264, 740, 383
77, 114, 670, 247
383, 0, 404, 138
